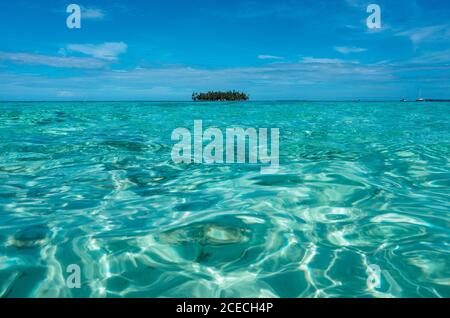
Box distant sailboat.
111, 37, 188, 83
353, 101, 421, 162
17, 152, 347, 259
416, 89, 425, 102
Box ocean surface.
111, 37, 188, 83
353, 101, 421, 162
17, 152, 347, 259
0, 101, 449, 298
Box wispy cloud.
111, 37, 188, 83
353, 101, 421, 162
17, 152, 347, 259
0, 56, 395, 98
408, 49, 450, 64
396, 25, 449, 45
300, 57, 352, 64
334, 46, 367, 54
3, 56, 449, 100
0, 42, 128, 69
257, 55, 284, 60
66, 42, 128, 61
0, 52, 107, 69
57, 90, 75, 97
81, 6, 106, 20
344, 0, 367, 8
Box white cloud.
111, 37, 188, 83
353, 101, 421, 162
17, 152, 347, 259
300, 57, 350, 64
0, 52, 107, 69
396, 25, 449, 45
2, 49, 449, 100
334, 46, 367, 54
81, 6, 105, 20
2, 58, 402, 101
66, 42, 128, 61
55, 58, 390, 90
408, 49, 450, 64
344, 0, 366, 8
258, 55, 284, 60
57, 90, 75, 97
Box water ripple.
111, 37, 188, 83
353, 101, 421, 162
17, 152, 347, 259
0, 101, 449, 297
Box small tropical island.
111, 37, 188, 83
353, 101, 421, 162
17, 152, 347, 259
192, 90, 249, 101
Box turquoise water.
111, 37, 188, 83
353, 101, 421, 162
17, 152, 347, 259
0, 101, 449, 298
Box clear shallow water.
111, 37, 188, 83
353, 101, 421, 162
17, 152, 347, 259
0, 101, 449, 298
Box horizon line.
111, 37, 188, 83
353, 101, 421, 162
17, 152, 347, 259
1, 100, 450, 103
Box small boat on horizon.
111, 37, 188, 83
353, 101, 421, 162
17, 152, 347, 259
416, 89, 425, 102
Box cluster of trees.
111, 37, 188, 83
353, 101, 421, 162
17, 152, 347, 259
192, 91, 249, 101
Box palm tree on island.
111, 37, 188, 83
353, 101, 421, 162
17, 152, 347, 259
192, 90, 249, 101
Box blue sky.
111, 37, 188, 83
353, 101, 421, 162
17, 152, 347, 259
0, 0, 449, 100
